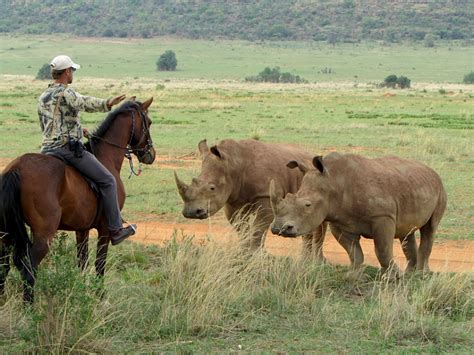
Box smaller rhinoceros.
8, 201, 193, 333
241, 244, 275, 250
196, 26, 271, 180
174, 139, 328, 259
270, 153, 447, 274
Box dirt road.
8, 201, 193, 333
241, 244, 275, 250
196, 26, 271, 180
131, 218, 473, 272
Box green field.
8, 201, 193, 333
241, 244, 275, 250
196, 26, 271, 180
1, 35, 474, 82
0, 36, 473, 352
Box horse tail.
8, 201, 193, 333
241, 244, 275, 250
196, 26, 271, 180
0, 170, 31, 269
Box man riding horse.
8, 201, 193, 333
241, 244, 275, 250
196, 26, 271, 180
38, 55, 136, 245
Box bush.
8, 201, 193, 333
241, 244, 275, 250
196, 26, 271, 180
383, 74, 398, 88
424, 33, 436, 47
397, 75, 411, 89
382, 74, 411, 89
36, 63, 51, 80
245, 67, 307, 84
463, 71, 474, 84
157, 50, 177, 71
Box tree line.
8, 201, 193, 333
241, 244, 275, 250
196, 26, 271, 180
1, 0, 473, 43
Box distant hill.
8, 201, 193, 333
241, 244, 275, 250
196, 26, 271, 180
1, 0, 473, 42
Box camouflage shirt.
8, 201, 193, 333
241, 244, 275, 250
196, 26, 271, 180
37, 83, 110, 152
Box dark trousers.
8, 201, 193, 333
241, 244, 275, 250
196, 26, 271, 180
45, 145, 122, 231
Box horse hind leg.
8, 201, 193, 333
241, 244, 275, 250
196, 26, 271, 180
0, 243, 11, 295
76, 230, 89, 271
21, 234, 53, 303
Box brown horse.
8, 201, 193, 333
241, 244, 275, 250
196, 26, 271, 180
0, 98, 156, 302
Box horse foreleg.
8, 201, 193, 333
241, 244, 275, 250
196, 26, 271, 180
76, 230, 89, 271
95, 229, 110, 277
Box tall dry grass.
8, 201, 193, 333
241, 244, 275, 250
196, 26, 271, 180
0, 223, 471, 351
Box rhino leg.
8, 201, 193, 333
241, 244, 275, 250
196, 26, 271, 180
372, 222, 400, 278
399, 232, 417, 272
417, 223, 435, 272
225, 199, 273, 251
301, 222, 328, 263
330, 224, 364, 268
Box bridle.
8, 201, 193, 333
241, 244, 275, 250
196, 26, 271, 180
88, 103, 154, 177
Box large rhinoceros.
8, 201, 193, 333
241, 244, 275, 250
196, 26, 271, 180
174, 139, 327, 258
270, 153, 447, 275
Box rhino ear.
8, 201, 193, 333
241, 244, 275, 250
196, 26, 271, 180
210, 145, 223, 159
198, 139, 209, 155
312, 156, 325, 174
287, 160, 308, 174
287, 160, 299, 169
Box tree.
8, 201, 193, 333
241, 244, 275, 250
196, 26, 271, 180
463, 71, 474, 84
157, 50, 177, 71
383, 74, 398, 88
396, 75, 411, 89
424, 33, 436, 47
36, 63, 51, 80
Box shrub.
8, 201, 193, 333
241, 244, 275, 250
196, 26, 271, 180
36, 63, 51, 80
382, 74, 411, 89
157, 50, 178, 71
397, 75, 411, 89
383, 74, 398, 88
463, 71, 474, 84
424, 33, 436, 47
245, 67, 307, 83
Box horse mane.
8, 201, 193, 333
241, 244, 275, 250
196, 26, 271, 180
92, 100, 142, 138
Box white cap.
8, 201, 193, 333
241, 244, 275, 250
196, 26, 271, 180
50, 55, 81, 71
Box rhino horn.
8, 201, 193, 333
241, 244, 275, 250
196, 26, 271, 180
174, 171, 189, 198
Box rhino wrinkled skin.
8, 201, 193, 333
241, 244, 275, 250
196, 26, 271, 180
175, 139, 327, 258
270, 152, 447, 275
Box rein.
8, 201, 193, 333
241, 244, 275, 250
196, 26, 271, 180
88, 106, 153, 178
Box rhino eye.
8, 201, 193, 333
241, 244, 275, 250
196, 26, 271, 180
305, 202, 312, 207
209, 185, 216, 191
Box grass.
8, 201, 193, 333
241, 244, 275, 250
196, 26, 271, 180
0, 36, 473, 351
0, 234, 472, 352
1, 35, 474, 82
1, 75, 472, 240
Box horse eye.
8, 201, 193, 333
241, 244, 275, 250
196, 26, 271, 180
305, 202, 311, 207
209, 185, 216, 191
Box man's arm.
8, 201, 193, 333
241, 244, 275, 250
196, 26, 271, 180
63, 89, 125, 113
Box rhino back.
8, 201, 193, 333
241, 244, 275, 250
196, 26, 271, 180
222, 139, 313, 201
326, 154, 446, 232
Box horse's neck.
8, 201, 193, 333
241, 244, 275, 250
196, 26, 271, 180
94, 121, 131, 176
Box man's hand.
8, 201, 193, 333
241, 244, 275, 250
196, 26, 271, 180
107, 94, 126, 109
83, 127, 90, 138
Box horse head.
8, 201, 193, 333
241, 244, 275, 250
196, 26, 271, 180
128, 97, 156, 165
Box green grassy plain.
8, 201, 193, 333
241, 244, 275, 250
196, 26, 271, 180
1, 35, 474, 82
0, 36, 473, 352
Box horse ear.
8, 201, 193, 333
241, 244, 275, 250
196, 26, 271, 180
129, 96, 136, 102
198, 139, 209, 155
141, 97, 153, 110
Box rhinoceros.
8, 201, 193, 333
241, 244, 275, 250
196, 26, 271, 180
174, 139, 327, 258
270, 153, 447, 274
